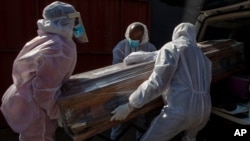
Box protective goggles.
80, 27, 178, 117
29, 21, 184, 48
67, 12, 88, 43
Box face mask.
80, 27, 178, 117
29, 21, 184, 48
129, 39, 140, 48
67, 12, 88, 43
73, 24, 84, 38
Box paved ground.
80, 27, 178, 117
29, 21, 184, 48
0, 126, 137, 141
1, 112, 250, 141
0, 126, 187, 141
0, 110, 182, 141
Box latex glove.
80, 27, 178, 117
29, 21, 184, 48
124, 51, 158, 65
123, 51, 145, 65
110, 103, 134, 121
57, 117, 63, 127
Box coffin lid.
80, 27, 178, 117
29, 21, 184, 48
59, 61, 155, 100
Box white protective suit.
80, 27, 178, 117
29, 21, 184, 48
129, 23, 212, 141
1, 2, 78, 141
112, 22, 157, 64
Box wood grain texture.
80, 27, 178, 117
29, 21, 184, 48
58, 39, 245, 140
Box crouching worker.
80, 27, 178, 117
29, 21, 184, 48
110, 23, 212, 141
1, 1, 88, 141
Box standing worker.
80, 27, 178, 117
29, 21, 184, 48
111, 22, 157, 140
111, 23, 212, 141
1, 1, 88, 141
112, 22, 157, 64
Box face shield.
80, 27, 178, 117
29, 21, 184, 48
67, 12, 88, 43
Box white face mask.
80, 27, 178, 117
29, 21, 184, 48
67, 12, 88, 43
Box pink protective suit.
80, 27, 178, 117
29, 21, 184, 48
0, 2, 77, 140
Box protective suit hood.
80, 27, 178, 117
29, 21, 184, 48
172, 23, 197, 45
37, 19, 74, 39
37, 1, 88, 43
125, 22, 149, 45
37, 1, 76, 40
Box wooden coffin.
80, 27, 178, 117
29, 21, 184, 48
58, 61, 164, 141
197, 39, 246, 82
57, 39, 245, 141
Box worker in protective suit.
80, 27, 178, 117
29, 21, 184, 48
1, 1, 88, 141
111, 22, 157, 141
112, 22, 157, 64
111, 23, 212, 141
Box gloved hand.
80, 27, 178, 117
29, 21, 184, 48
123, 51, 158, 65
57, 117, 63, 127
110, 103, 134, 121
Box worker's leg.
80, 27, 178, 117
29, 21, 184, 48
110, 122, 130, 140
19, 112, 57, 141
140, 105, 186, 141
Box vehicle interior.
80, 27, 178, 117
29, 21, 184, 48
196, 7, 250, 140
